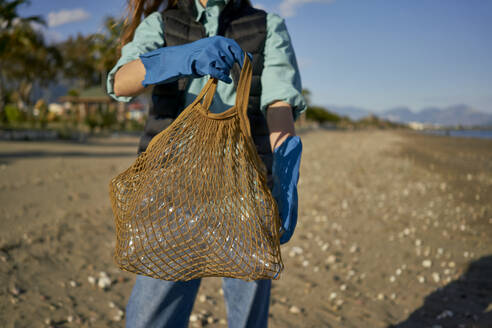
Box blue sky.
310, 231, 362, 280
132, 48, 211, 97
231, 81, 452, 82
20, 0, 492, 113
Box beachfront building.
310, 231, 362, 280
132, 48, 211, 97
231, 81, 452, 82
58, 86, 124, 122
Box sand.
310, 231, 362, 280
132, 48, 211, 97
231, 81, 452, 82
0, 130, 491, 328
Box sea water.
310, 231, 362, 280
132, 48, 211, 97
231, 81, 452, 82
423, 129, 492, 140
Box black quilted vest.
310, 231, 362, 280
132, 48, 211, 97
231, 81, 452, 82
137, 0, 274, 188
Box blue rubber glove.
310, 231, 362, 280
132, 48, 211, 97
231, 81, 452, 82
139, 36, 252, 87
272, 135, 303, 244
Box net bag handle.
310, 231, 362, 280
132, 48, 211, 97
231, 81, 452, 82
200, 53, 252, 112
190, 52, 253, 137
234, 54, 253, 139
189, 78, 218, 110
202, 79, 218, 109
193, 53, 253, 138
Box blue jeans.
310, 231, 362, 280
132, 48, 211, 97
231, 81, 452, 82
125, 275, 271, 328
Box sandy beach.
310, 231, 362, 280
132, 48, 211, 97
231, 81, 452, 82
1, 129, 491, 328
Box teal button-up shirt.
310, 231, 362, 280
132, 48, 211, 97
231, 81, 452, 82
107, 0, 306, 120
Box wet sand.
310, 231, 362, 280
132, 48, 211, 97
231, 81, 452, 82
1, 130, 491, 327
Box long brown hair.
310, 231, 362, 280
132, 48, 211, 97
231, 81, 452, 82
120, 0, 178, 49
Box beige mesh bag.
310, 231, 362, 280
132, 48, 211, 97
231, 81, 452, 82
108, 55, 283, 281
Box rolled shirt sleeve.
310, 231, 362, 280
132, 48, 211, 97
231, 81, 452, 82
261, 13, 307, 121
106, 12, 166, 102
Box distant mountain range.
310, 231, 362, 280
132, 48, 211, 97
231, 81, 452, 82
327, 104, 492, 127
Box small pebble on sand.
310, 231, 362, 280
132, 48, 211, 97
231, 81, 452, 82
289, 305, 301, 314
10, 285, 21, 296
98, 272, 112, 290
288, 246, 303, 258
432, 272, 440, 283
349, 244, 359, 253
326, 255, 336, 264
113, 309, 124, 322
422, 259, 432, 268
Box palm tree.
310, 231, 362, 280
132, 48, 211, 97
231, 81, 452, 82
56, 16, 123, 90
0, 0, 60, 116
57, 34, 100, 88
0, 0, 45, 51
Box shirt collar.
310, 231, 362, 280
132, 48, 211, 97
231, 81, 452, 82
194, 0, 235, 22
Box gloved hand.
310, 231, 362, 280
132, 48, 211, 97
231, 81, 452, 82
139, 35, 252, 87
271, 135, 303, 244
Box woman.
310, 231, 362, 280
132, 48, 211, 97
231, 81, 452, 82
107, 0, 305, 327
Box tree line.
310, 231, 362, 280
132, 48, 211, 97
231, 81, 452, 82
0, 0, 122, 122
